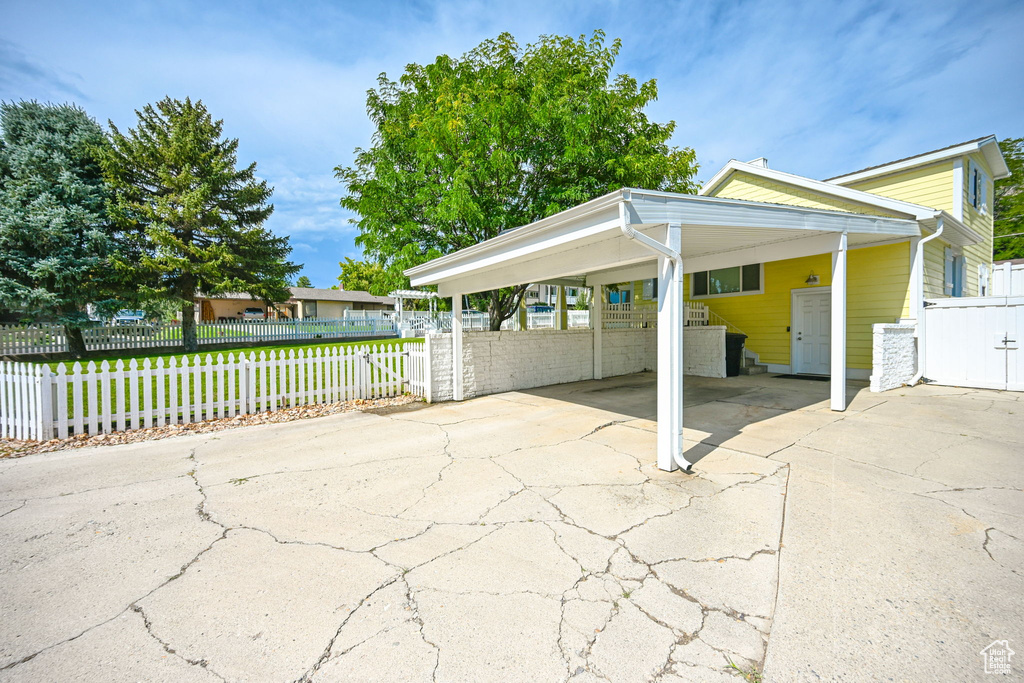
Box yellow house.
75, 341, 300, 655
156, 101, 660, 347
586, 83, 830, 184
624, 136, 1011, 379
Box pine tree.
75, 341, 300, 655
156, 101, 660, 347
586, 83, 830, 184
102, 97, 298, 351
0, 101, 116, 357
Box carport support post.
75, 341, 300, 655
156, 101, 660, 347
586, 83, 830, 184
657, 224, 685, 472
592, 285, 603, 380
452, 294, 464, 401
831, 233, 848, 411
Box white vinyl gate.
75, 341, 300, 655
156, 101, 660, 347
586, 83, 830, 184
923, 296, 1024, 391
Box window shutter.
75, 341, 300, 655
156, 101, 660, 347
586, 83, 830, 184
980, 172, 989, 213
958, 257, 968, 297
968, 161, 977, 208
943, 247, 954, 295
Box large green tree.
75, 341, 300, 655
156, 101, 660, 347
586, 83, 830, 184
102, 97, 298, 351
295, 275, 313, 288
338, 257, 406, 296
994, 137, 1024, 261
0, 101, 118, 356
338, 31, 699, 330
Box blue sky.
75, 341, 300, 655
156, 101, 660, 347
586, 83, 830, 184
2, 0, 1022, 288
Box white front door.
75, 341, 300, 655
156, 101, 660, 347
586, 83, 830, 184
792, 290, 831, 375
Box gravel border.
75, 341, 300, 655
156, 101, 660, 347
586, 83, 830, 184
0, 394, 422, 459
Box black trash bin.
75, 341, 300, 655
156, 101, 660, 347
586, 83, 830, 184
725, 332, 747, 377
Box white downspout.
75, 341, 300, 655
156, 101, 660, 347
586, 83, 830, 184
909, 215, 943, 385
618, 195, 690, 471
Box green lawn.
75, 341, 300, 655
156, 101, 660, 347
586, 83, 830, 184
45, 337, 412, 373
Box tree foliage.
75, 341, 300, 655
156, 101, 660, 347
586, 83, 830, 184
0, 101, 116, 355
101, 97, 298, 351
338, 257, 405, 296
994, 137, 1024, 261
338, 31, 699, 329
296, 275, 312, 288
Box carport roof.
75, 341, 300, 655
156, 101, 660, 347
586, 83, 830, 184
406, 188, 921, 297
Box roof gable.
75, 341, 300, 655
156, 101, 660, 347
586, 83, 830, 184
701, 160, 935, 219
828, 135, 1010, 184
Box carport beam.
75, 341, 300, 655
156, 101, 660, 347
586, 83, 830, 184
830, 233, 848, 411
655, 224, 686, 472
452, 294, 464, 401
592, 285, 603, 380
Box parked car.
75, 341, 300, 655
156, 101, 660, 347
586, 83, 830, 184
527, 305, 554, 313
242, 307, 266, 321
112, 310, 148, 326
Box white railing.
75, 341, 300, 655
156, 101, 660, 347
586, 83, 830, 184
1, 342, 424, 442
567, 311, 591, 328
685, 302, 709, 326
603, 304, 657, 329
0, 318, 398, 357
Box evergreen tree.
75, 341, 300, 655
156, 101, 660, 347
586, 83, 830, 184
296, 275, 312, 288
0, 101, 116, 357
102, 97, 298, 351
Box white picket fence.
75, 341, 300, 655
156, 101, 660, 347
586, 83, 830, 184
0, 318, 397, 357
1, 342, 426, 441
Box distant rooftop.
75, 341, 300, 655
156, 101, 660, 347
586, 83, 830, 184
288, 287, 394, 305
198, 288, 394, 305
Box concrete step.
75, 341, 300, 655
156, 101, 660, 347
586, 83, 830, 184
739, 363, 768, 375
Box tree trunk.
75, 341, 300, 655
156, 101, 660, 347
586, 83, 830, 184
65, 325, 87, 358
181, 300, 198, 352
488, 286, 528, 331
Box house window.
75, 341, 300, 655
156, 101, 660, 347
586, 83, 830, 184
608, 288, 632, 305
691, 264, 762, 298
969, 161, 989, 213
944, 247, 966, 297
642, 278, 658, 301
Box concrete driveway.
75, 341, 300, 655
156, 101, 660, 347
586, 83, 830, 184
0, 373, 1020, 682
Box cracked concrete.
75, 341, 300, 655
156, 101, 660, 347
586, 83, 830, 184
0, 372, 1021, 681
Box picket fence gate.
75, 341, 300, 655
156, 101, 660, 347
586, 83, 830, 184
1, 342, 427, 442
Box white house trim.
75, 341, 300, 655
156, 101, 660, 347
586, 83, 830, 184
952, 158, 964, 220
826, 136, 1011, 184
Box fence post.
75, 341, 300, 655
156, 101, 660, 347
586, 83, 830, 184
37, 366, 54, 441
423, 336, 435, 403
245, 353, 256, 414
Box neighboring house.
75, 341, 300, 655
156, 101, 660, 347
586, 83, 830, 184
618, 136, 1010, 378
287, 287, 394, 319
195, 287, 394, 321
525, 283, 582, 306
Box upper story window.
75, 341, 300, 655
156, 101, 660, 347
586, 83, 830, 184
968, 160, 990, 214
691, 264, 762, 298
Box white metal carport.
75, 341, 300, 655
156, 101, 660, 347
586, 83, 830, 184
406, 188, 920, 471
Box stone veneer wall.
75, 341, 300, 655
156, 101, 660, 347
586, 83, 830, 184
869, 323, 917, 392
423, 326, 727, 402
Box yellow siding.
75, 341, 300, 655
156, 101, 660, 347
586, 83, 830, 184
923, 239, 946, 299
959, 151, 995, 297
843, 162, 954, 212
711, 174, 893, 216
676, 242, 909, 371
